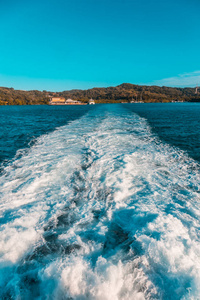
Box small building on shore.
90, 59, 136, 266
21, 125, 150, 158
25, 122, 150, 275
49, 97, 86, 105
65, 99, 86, 105
49, 97, 66, 105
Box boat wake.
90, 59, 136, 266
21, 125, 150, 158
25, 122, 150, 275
0, 104, 200, 299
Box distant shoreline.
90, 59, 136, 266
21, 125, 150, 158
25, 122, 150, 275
0, 83, 199, 105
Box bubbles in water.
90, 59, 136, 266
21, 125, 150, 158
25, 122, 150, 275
0, 104, 200, 299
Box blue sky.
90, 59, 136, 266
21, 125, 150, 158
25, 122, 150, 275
0, 0, 200, 91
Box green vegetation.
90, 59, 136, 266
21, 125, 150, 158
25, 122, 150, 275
0, 84, 200, 105
0, 88, 49, 105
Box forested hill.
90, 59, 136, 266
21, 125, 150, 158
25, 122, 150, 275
0, 83, 199, 105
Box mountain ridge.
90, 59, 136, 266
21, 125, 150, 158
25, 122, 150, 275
0, 83, 199, 105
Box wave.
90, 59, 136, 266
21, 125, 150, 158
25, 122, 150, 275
0, 104, 200, 299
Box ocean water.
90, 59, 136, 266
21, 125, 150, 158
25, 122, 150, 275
0, 103, 200, 300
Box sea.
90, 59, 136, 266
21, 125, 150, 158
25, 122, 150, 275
0, 103, 200, 300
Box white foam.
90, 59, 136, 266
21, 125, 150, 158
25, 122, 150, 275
1, 104, 200, 299
39, 256, 155, 300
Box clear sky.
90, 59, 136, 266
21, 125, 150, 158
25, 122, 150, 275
0, 0, 200, 91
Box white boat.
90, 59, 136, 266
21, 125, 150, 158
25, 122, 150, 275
88, 99, 95, 105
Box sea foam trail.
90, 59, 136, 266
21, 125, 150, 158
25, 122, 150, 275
0, 104, 200, 299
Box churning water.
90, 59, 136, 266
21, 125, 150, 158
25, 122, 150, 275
1, 104, 200, 299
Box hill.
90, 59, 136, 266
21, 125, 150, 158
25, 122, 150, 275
0, 84, 199, 105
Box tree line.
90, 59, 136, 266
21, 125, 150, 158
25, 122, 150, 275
0, 83, 199, 105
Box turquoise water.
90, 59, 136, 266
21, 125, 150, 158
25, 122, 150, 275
0, 103, 200, 299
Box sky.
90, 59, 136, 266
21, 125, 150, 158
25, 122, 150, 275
0, 0, 200, 91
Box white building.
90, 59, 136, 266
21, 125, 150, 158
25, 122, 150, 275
65, 99, 83, 104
